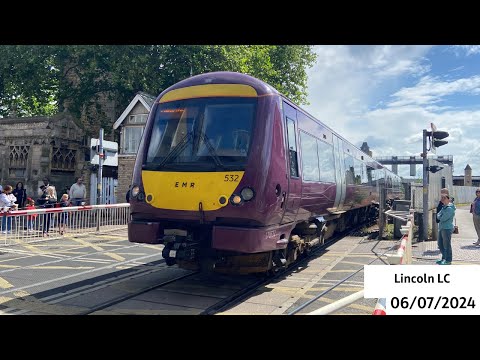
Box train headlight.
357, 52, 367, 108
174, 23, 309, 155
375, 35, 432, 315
131, 186, 140, 198
230, 194, 243, 206
240, 187, 255, 201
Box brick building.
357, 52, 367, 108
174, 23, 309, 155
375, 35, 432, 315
113, 92, 156, 201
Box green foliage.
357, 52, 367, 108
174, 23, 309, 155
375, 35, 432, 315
0, 45, 317, 136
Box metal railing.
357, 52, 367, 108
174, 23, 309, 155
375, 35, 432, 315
0, 203, 130, 246
372, 208, 415, 314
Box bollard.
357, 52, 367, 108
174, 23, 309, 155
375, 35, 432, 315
372, 298, 387, 315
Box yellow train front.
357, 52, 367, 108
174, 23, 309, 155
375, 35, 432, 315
128, 71, 403, 274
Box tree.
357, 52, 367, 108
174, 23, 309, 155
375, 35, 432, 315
0, 45, 317, 136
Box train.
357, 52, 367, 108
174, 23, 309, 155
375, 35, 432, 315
127, 71, 404, 274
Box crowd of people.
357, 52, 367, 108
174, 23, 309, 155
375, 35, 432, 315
0, 177, 87, 236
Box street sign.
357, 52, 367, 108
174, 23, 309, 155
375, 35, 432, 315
91, 138, 118, 166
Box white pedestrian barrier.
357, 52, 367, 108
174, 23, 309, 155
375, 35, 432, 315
0, 203, 130, 246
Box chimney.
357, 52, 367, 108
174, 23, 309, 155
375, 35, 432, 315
465, 164, 472, 186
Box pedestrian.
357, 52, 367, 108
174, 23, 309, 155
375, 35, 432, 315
436, 194, 456, 265
13, 181, 27, 209
69, 177, 86, 206
436, 188, 454, 223
58, 194, 70, 235
470, 188, 480, 246
41, 186, 57, 237
0, 185, 17, 234
38, 177, 57, 200
25, 197, 37, 233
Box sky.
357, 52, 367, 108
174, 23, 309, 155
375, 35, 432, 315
303, 45, 480, 178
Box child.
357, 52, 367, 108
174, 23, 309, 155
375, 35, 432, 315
59, 194, 70, 235
25, 197, 37, 233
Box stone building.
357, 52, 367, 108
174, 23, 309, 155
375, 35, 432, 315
113, 92, 156, 200
0, 114, 89, 203
452, 164, 480, 187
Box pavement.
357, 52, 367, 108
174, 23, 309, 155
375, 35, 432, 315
412, 205, 480, 264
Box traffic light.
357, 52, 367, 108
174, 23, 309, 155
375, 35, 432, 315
432, 130, 449, 150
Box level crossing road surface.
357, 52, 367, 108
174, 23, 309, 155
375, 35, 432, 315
1, 208, 477, 315
0, 227, 392, 315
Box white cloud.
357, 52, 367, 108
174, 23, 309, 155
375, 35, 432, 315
389, 75, 480, 107
303, 45, 480, 177
453, 45, 480, 56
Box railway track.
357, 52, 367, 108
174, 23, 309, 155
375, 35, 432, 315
1, 221, 382, 315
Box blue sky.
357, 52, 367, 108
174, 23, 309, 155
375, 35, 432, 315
304, 45, 480, 177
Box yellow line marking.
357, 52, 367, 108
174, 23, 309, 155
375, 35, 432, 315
328, 269, 358, 273
0, 296, 15, 305
104, 252, 126, 262
0, 277, 14, 289
13, 290, 31, 298
30, 266, 95, 270
114, 252, 147, 256
71, 238, 104, 251
51, 251, 89, 255
141, 244, 163, 250
0, 264, 21, 269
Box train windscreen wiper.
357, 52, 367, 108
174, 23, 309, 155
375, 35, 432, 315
199, 132, 224, 169
157, 132, 193, 168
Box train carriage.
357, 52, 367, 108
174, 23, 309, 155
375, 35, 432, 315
128, 72, 403, 273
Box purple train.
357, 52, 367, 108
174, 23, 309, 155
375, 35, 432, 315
128, 72, 404, 274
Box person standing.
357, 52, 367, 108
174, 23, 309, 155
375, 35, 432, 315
471, 188, 480, 246
38, 177, 57, 200
25, 198, 37, 233
13, 182, 27, 209
436, 194, 456, 265
69, 177, 87, 206
42, 186, 57, 237
0, 185, 17, 234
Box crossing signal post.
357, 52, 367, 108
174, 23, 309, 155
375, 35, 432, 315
422, 123, 449, 241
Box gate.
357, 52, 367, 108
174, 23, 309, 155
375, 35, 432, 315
90, 174, 118, 205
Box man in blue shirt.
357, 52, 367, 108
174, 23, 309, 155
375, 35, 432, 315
471, 188, 480, 246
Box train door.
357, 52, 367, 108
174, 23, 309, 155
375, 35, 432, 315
332, 135, 346, 209
281, 102, 302, 224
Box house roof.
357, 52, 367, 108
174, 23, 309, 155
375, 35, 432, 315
113, 92, 156, 130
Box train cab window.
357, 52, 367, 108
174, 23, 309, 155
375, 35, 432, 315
286, 118, 299, 177
145, 97, 256, 170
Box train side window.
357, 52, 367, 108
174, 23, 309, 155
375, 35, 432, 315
286, 118, 299, 177
300, 131, 320, 181
344, 154, 355, 185
317, 139, 335, 183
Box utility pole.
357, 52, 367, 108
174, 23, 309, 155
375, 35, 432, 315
97, 128, 104, 205
422, 129, 428, 242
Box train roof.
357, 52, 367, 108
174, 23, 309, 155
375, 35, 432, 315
162, 71, 280, 97
157, 71, 400, 178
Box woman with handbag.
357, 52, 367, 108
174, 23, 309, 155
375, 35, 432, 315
436, 194, 456, 265
471, 188, 480, 246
